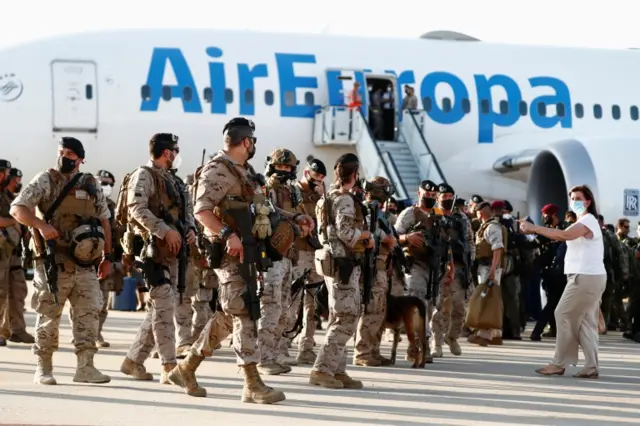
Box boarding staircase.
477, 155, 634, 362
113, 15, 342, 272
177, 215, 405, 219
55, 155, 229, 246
312, 107, 446, 204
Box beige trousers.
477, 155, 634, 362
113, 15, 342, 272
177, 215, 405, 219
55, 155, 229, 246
552, 273, 607, 370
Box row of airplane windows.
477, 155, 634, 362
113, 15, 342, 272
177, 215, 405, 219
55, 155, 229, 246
140, 85, 640, 120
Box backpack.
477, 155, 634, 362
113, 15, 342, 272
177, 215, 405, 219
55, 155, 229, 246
115, 166, 156, 228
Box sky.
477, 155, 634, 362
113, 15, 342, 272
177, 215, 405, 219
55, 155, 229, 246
0, 0, 638, 50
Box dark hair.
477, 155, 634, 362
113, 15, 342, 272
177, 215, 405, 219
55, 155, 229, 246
334, 162, 359, 186
149, 134, 178, 159
565, 211, 577, 221
618, 217, 630, 227
569, 185, 598, 217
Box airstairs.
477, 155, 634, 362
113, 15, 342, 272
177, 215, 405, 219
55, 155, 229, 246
312, 107, 447, 205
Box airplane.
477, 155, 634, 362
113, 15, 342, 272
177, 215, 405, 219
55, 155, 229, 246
1, 28, 638, 227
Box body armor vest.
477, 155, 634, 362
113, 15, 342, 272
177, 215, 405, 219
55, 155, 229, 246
295, 182, 321, 252
444, 213, 466, 262
318, 189, 365, 257
35, 170, 105, 265
475, 218, 508, 265
404, 206, 434, 260
267, 180, 299, 259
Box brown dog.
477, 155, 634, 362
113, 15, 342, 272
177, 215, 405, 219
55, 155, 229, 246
384, 295, 428, 368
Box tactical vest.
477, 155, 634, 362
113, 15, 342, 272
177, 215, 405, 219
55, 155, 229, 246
445, 213, 467, 262
475, 218, 508, 265
35, 170, 105, 265
267, 179, 299, 259
0, 190, 20, 257
404, 206, 434, 260
295, 182, 321, 252
318, 189, 365, 256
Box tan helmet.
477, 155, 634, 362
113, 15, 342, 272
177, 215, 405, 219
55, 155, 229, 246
363, 176, 395, 202
265, 148, 299, 178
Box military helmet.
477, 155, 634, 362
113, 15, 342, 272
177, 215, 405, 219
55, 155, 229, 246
363, 176, 395, 202
265, 148, 299, 178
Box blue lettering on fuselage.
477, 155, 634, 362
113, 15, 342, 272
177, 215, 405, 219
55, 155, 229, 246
140, 47, 573, 143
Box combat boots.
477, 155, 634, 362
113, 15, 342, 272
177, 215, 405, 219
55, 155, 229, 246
445, 336, 462, 356
161, 363, 177, 384
257, 361, 291, 375
296, 350, 317, 365
168, 352, 207, 397
309, 371, 343, 389
176, 344, 192, 359
9, 330, 35, 344
432, 345, 444, 358
73, 350, 111, 383
96, 333, 110, 348
241, 363, 286, 404
120, 357, 153, 380
334, 372, 363, 389
34, 354, 56, 385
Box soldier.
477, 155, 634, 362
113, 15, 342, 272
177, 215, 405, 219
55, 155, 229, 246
616, 218, 638, 332
395, 179, 442, 362
119, 133, 196, 383
598, 214, 628, 331
618, 219, 640, 342
468, 201, 507, 346
353, 176, 397, 366
384, 196, 399, 226
431, 183, 474, 357
10, 137, 112, 384
310, 152, 371, 389
287, 158, 327, 365
256, 148, 300, 374
168, 117, 312, 403
468, 195, 484, 233
530, 204, 566, 341
0, 166, 33, 345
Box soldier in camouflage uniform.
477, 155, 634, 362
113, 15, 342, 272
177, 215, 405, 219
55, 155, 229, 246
353, 176, 397, 366
0, 165, 34, 346
169, 118, 312, 403
598, 215, 628, 330
310, 153, 371, 389
119, 133, 196, 384
616, 218, 639, 333
11, 137, 113, 385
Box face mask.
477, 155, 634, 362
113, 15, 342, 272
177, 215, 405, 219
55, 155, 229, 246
570, 200, 587, 215
57, 156, 76, 174
420, 197, 436, 209
101, 184, 113, 197
246, 140, 256, 160
503, 213, 512, 219
543, 215, 554, 225
169, 153, 182, 170
14, 183, 22, 193
440, 199, 454, 211
273, 170, 291, 183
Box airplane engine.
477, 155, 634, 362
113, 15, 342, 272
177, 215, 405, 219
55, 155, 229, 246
527, 137, 640, 227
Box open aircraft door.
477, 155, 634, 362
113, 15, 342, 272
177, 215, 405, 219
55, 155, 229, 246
324, 69, 368, 142
51, 60, 98, 133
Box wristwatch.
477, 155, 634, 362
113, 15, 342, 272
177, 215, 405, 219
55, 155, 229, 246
218, 226, 234, 240
103, 253, 114, 262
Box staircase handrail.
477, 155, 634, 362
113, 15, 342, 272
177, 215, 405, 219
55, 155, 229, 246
404, 109, 448, 184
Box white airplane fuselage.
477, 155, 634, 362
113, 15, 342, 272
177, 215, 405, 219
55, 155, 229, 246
1, 29, 639, 226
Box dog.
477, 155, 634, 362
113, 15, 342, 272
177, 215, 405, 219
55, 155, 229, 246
384, 294, 428, 368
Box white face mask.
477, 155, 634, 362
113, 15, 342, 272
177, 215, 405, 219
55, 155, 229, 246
503, 213, 512, 219
101, 184, 112, 197
171, 153, 182, 170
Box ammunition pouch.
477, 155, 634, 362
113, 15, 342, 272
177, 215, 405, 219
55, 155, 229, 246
68, 222, 105, 266
334, 257, 356, 285
136, 258, 170, 288
205, 240, 224, 269
314, 245, 333, 277
268, 215, 296, 259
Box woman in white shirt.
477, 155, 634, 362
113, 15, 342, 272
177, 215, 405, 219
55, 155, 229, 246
520, 185, 606, 379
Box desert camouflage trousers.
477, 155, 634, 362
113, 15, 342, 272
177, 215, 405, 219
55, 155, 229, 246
0, 255, 28, 338
258, 257, 293, 363
432, 264, 466, 346
354, 269, 388, 361
405, 263, 434, 337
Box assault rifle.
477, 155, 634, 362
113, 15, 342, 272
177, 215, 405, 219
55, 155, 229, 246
371, 202, 408, 278
31, 232, 60, 306
175, 178, 189, 304
408, 216, 448, 302
362, 201, 381, 312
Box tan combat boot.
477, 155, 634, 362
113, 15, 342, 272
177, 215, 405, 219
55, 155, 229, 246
309, 371, 344, 389
277, 353, 298, 366
432, 345, 443, 358
73, 350, 111, 383
296, 350, 317, 365
241, 363, 286, 404
168, 352, 207, 397
34, 354, 57, 385
120, 357, 153, 380
161, 363, 178, 384
258, 361, 291, 375
354, 357, 382, 367
445, 336, 462, 356
96, 333, 110, 348
334, 372, 363, 389
176, 344, 192, 359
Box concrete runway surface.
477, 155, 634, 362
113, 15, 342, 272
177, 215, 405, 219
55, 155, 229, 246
2, 305, 640, 426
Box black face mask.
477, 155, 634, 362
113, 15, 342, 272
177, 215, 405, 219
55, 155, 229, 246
543, 215, 554, 225
57, 156, 76, 174
273, 170, 291, 183
246, 140, 256, 160
14, 183, 22, 193
420, 197, 436, 209
440, 199, 454, 210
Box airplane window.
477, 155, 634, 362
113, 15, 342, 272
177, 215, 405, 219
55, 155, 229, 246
264, 90, 274, 106
203, 88, 213, 103
612, 105, 621, 120
631, 106, 639, 121
244, 89, 254, 105
499, 100, 508, 115
304, 91, 314, 107
518, 101, 527, 116
284, 91, 295, 107
480, 99, 490, 114
462, 98, 470, 113
575, 103, 584, 118
183, 86, 193, 102
85, 84, 93, 100
162, 86, 172, 101
594, 104, 602, 119
557, 103, 565, 117
423, 97, 432, 112
442, 97, 452, 113
224, 88, 233, 104
141, 85, 151, 101
537, 102, 546, 117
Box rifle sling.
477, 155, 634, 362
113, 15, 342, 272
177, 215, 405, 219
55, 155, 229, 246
44, 173, 84, 222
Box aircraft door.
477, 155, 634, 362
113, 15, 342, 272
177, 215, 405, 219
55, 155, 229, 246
51, 60, 98, 133
325, 69, 367, 142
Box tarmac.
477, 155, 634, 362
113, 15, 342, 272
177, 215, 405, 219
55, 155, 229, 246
2, 305, 640, 425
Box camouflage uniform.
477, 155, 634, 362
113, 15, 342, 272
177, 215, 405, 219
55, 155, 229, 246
601, 227, 628, 327
310, 184, 364, 389
12, 168, 111, 385
432, 210, 475, 357
121, 160, 194, 382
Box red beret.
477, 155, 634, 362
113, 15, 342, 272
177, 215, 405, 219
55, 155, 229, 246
541, 204, 559, 215
490, 200, 506, 209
